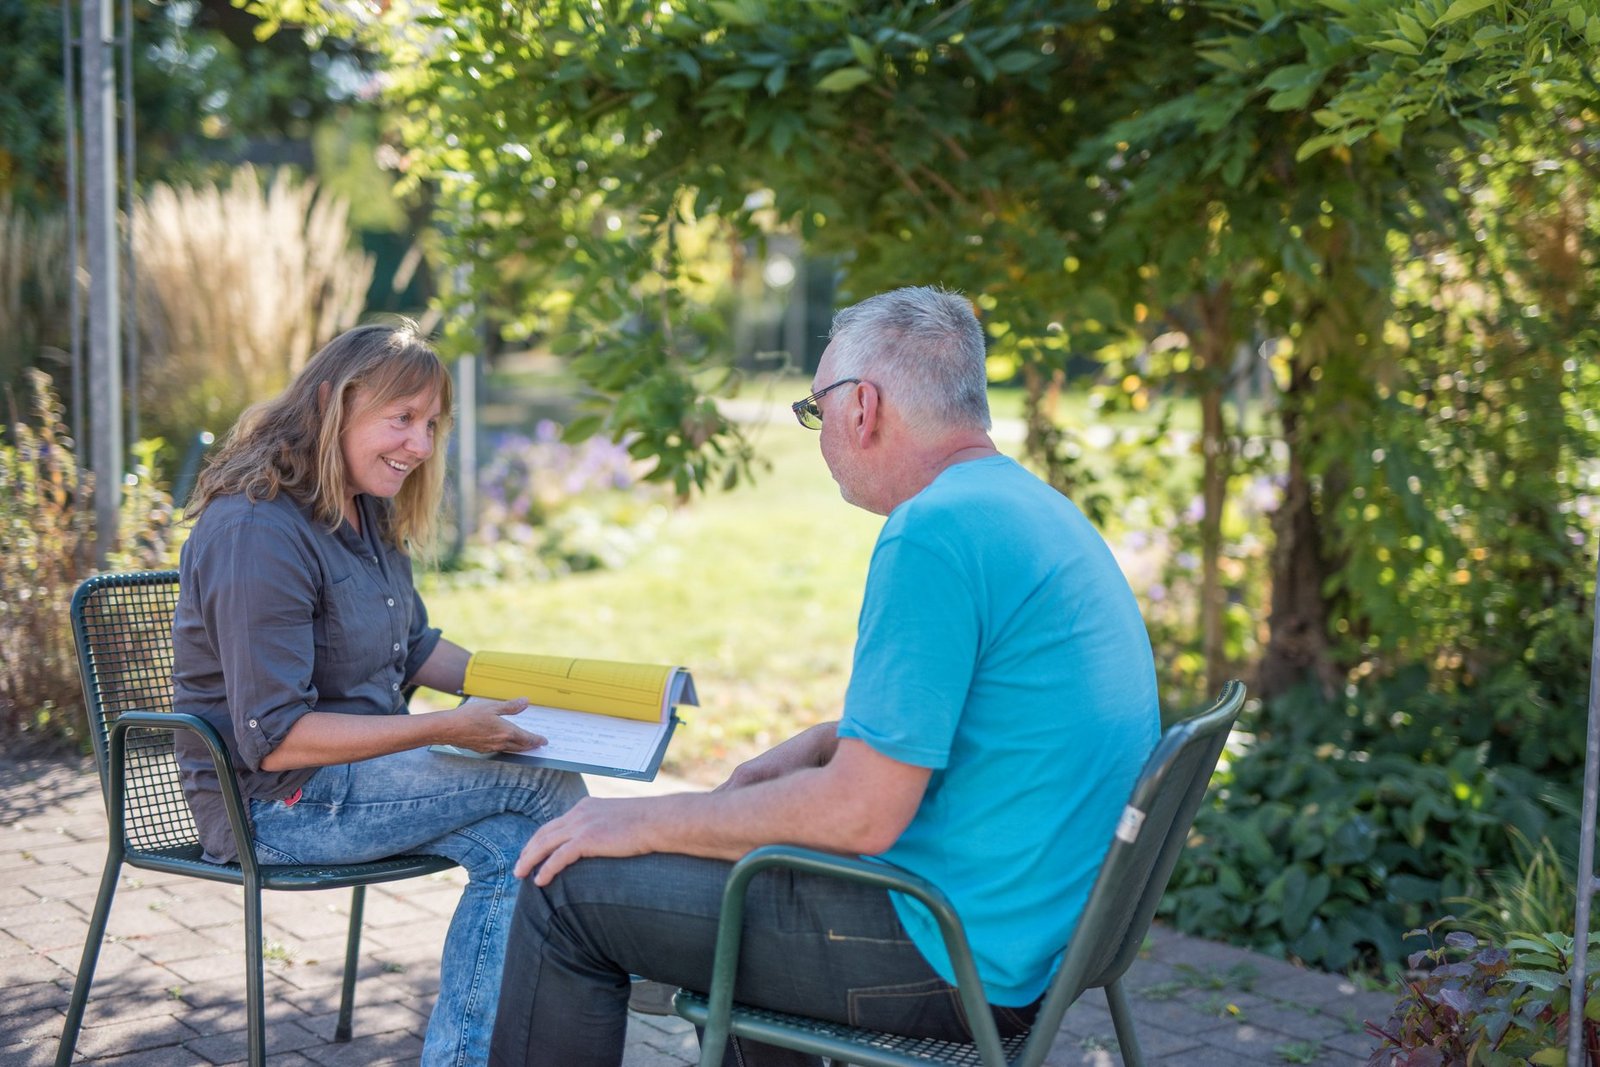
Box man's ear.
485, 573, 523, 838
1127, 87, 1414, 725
854, 381, 880, 446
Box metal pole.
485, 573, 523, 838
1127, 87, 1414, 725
1570, 547, 1600, 1066
119, 0, 138, 447
61, 0, 85, 451
83, 0, 122, 566
452, 351, 477, 562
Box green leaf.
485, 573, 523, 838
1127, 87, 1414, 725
1505, 969, 1565, 992
1395, 13, 1428, 46
1292, 132, 1344, 161
995, 50, 1039, 74
763, 64, 787, 96
1530, 1049, 1565, 1066
561, 414, 605, 443
1196, 47, 1247, 73
1267, 84, 1317, 111
714, 69, 764, 91
1262, 63, 1319, 91
1437, 0, 1498, 26
815, 67, 873, 92
847, 33, 875, 68
1371, 37, 1422, 55
962, 41, 997, 83
708, 0, 760, 27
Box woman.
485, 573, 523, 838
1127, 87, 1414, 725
172, 322, 585, 1067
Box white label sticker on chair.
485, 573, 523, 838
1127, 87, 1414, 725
1116, 805, 1146, 844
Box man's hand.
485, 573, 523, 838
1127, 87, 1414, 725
516, 797, 661, 885
442, 696, 545, 753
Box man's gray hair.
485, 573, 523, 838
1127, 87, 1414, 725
827, 286, 991, 435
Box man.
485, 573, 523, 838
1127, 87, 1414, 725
489, 285, 1160, 1067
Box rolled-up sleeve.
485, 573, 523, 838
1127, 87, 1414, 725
195, 515, 320, 772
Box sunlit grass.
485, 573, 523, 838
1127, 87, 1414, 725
421, 370, 1241, 784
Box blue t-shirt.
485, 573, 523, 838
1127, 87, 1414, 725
838, 455, 1159, 1006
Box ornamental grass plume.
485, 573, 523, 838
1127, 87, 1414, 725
132, 165, 374, 452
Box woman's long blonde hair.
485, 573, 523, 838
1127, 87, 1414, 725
187, 322, 454, 554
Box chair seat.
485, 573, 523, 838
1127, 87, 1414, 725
125, 844, 458, 890
672, 991, 1029, 1067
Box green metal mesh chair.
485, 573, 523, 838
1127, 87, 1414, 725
56, 571, 457, 1067
673, 680, 1248, 1067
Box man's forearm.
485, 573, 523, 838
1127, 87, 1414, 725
669, 762, 902, 859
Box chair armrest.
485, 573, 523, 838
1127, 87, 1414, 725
696, 844, 1009, 1067
108, 712, 262, 879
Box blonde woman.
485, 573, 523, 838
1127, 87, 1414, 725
173, 323, 584, 1067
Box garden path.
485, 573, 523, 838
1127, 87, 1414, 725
1, 753, 1393, 1066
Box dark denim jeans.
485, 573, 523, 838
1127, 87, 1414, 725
488, 853, 1038, 1067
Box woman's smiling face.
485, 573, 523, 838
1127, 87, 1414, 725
340, 384, 442, 505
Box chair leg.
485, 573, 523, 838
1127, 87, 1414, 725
54, 852, 123, 1067
244, 879, 267, 1067
1105, 978, 1144, 1067
336, 885, 366, 1042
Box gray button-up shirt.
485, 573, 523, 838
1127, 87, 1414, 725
172, 491, 443, 861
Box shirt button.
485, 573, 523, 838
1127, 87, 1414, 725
391, 682, 400, 691
248, 719, 258, 729
386, 598, 395, 607
392, 643, 401, 652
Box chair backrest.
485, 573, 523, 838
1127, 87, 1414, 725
1040, 681, 1247, 1021
71, 570, 199, 856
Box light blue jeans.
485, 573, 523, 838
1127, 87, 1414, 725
248, 747, 585, 1067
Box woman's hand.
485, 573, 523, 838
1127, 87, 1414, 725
440, 697, 546, 753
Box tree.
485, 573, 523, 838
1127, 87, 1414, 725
248, 0, 1599, 708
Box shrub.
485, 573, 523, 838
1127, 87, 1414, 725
437, 422, 667, 582
1, 370, 96, 743
1450, 831, 1581, 952
1161, 681, 1577, 972
1365, 921, 1600, 1066
0, 371, 181, 745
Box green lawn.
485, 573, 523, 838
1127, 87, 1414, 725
418, 372, 1231, 783
418, 420, 883, 785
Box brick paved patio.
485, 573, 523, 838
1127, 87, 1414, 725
1, 753, 1393, 1066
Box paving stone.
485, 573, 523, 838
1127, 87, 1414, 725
169, 993, 318, 1039
161, 951, 255, 985
1229, 996, 1351, 1041
119, 927, 239, 966
297, 1028, 424, 1066
73, 986, 207, 1029
70, 1046, 209, 1067
151, 889, 247, 930
6, 754, 1382, 1067
265, 898, 359, 942
299, 999, 431, 1043
66, 1013, 201, 1060
0, 1006, 65, 1050
7, 979, 71, 1015
0, 1038, 57, 1067
0, 897, 87, 930
1191, 1019, 1363, 1064
184, 1019, 324, 1064
1320, 1024, 1384, 1059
